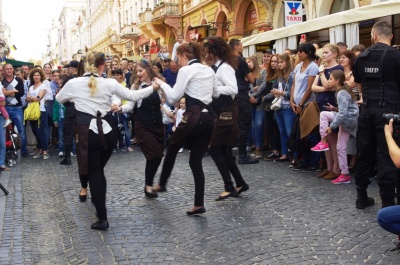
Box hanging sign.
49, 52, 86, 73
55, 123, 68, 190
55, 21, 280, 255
284, 1, 303, 26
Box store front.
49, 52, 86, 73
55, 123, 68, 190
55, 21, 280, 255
241, 1, 400, 57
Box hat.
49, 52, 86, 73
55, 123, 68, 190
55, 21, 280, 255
65, 60, 79, 69
263, 49, 275, 54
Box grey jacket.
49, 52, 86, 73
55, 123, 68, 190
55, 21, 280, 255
330, 90, 359, 137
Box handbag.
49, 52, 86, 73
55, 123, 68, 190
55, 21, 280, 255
271, 97, 282, 111
300, 99, 320, 139
24, 102, 41, 123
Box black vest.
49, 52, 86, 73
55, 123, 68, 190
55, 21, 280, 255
135, 87, 162, 127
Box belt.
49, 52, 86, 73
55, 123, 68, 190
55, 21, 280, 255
363, 101, 399, 109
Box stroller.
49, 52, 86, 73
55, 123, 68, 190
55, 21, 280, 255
5, 123, 21, 167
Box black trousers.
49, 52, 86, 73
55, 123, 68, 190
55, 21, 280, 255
145, 158, 162, 186
63, 103, 76, 158
210, 145, 246, 192
236, 94, 252, 157
354, 106, 398, 206
87, 130, 116, 221
158, 112, 213, 206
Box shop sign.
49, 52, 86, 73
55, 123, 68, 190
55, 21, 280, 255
248, 9, 257, 24
189, 29, 198, 40
284, 1, 303, 26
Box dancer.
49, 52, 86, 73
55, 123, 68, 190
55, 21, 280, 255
153, 42, 216, 215
203, 36, 249, 200
56, 51, 158, 230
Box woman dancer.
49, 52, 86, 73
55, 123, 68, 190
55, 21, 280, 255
114, 60, 165, 197
56, 51, 158, 230
203, 36, 249, 200
153, 42, 216, 215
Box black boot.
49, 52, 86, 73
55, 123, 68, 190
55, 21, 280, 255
356, 188, 375, 209
60, 150, 72, 165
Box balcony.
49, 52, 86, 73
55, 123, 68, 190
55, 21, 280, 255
152, 2, 180, 23
120, 24, 140, 40
138, 8, 153, 28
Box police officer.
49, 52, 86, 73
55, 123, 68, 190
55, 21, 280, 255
353, 21, 400, 209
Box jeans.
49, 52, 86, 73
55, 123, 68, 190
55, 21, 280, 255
0, 116, 5, 167
275, 108, 295, 156
251, 108, 265, 149
120, 114, 131, 148
377, 206, 400, 235
30, 111, 49, 151
6, 106, 27, 154
57, 118, 76, 153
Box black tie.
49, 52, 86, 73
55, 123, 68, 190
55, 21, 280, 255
211, 65, 217, 73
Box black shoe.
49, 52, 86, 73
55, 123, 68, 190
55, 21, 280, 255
292, 163, 308, 171
60, 158, 72, 165
79, 189, 87, 202
186, 207, 206, 216
264, 152, 280, 161
238, 155, 259, 164
302, 166, 321, 173
356, 197, 375, 209
91, 220, 109, 230
144, 187, 158, 198
236, 183, 249, 195
381, 200, 396, 209
215, 190, 238, 201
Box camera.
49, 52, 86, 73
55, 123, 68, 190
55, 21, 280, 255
383, 113, 400, 124
383, 113, 400, 145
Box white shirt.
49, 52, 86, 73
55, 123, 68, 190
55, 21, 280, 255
28, 84, 48, 111
171, 42, 181, 61
175, 108, 185, 126
160, 60, 218, 106
56, 74, 154, 117
43, 79, 54, 101
212, 60, 238, 98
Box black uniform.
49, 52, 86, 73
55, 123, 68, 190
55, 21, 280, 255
353, 42, 400, 207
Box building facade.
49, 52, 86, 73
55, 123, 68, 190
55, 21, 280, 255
47, 0, 400, 62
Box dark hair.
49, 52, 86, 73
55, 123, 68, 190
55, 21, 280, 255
351, 44, 366, 53
176, 42, 202, 61
29, 68, 46, 85
266, 55, 279, 81
153, 62, 163, 74
112, 69, 123, 75
331, 69, 356, 101
336, 42, 348, 48
203, 36, 238, 70
340, 50, 356, 69
297, 42, 316, 61
228, 38, 241, 50
310, 40, 321, 49
163, 58, 171, 63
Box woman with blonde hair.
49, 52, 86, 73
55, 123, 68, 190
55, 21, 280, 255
56, 51, 158, 230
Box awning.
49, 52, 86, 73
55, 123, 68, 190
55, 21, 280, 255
241, 0, 400, 47
5, 59, 34, 68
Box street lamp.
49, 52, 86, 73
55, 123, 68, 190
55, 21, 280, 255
209, 25, 217, 36
209, 21, 231, 36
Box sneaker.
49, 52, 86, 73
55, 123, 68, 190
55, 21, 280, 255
178, 148, 184, 153
331, 174, 351, 184
127, 147, 134, 152
311, 142, 329, 152
232, 147, 238, 151
254, 150, 263, 159
120, 148, 126, 152
43, 154, 50, 160
33, 153, 43, 159
70, 152, 76, 157
3, 119, 12, 128
59, 151, 64, 158
302, 166, 321, 173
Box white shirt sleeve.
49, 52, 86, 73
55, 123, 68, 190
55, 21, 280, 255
160, 68, 190, 105
214, 64, 238, 98
113, 80, 154, 102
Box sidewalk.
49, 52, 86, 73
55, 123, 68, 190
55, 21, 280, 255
0, 148, 399, 264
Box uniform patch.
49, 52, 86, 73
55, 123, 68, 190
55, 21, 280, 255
219, 112, 233, 120
181, 115, 188, 124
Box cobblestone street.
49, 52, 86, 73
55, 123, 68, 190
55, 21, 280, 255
0, 147, 399, 264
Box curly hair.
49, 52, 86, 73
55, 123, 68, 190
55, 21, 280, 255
203, 36, 238, 70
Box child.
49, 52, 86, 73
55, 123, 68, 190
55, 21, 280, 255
311, 70, 359, 184
160, 97, 176, 146
157, 45, 170, 60
0, 84, 12, 128
174, 97, 186, 153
